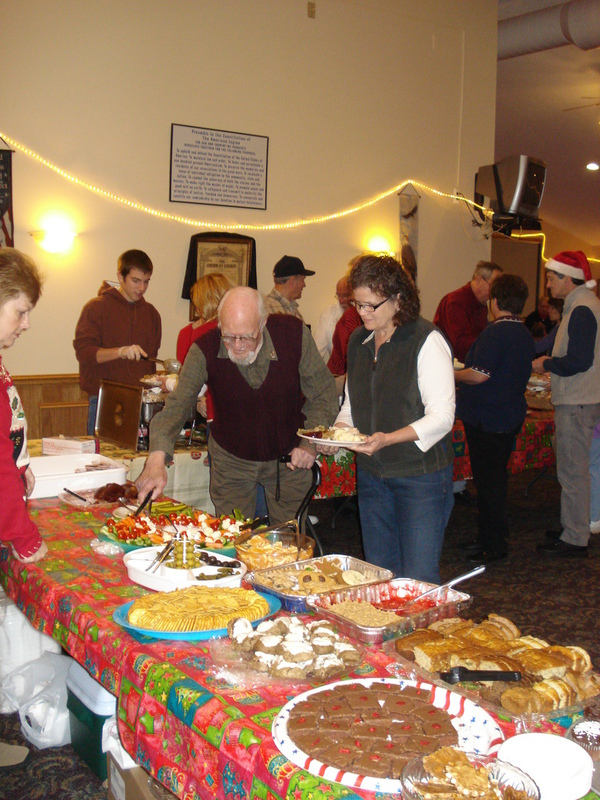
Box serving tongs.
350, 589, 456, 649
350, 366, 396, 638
439, 666, 522, 684
402, 564, 486, 611
133, 490, 153, 517
145, 540, 175, 573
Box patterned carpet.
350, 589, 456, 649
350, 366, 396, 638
1, 466, 598, 799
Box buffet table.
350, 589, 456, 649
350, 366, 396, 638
0, 497, 593, 800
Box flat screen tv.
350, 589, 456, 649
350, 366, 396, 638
475, 155, 547, 218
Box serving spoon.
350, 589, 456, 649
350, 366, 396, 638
402, 564, 486, 610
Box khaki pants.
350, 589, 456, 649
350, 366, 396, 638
208, 437, 312, 528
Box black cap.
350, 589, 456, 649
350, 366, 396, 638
273, 255, 315, 278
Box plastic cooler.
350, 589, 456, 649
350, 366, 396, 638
66, 660, 117, 781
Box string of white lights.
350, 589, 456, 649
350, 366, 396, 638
0, 131, 486, 232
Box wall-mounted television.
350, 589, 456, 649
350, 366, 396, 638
475, 155, 547, 219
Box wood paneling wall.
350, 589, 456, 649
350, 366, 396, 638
13, 374, 88, 440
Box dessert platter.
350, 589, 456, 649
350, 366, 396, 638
113, 585, 280, 641
384, 613, 600, 726
400, 747, 540, 799
297, 425, 367, 448
210, 614, 363, 683
271, 676, 504, 794
245, 554, 393, 612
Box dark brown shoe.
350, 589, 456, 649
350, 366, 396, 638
537, 539, 588, 557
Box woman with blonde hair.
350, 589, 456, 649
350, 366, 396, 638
175, 273, 232, 428
176, 273, 232, 365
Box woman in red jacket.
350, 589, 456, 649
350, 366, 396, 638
0, 248, 47, 774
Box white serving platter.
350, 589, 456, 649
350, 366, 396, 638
123, 546, 246, 592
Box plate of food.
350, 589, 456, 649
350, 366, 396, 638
113, 586, 281, 641
272, 676, 504, 795
297, 425, 367, 448
123, 545, 247, 591
99, 508, 252, 554
210, 615, 363, 683
400, 747, 540, 799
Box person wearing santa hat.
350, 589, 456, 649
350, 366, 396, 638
532, 250, 600, 557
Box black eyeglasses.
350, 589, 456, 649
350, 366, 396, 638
350, 297, 391, 313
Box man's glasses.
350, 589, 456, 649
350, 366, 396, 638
350, 297, 391, 313
221, 333, 260, 346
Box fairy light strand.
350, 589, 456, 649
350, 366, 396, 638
0, 131, 486, 232
4, 131, 596, 267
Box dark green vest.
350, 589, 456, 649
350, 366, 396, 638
347, 317, 454, 478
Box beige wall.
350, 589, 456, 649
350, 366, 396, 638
2, 0, 498, 376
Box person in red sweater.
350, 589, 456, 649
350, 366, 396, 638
73, 249, 161, 434
176, 272, 231, 424
433, 261, 503, 363
0, 250, 48, 772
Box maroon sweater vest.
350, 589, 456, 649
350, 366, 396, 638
198, 315, 305, 462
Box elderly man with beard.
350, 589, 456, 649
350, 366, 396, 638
136, 287, 338, 524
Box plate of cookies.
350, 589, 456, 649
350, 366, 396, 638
210, 615, 363, 683
271, 676, 504, 794
400, 747, 540, 799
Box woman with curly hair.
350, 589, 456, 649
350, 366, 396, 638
318, 254, 455, 582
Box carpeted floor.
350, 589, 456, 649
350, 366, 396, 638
2, 466, 598, 799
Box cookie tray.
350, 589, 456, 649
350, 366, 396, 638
306, 578, 472, 645
243, 554, 393, 613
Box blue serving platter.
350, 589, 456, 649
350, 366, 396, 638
112, 591, 281, 641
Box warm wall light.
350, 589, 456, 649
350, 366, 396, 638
30, 218, 77, 253
365, 234, 395, 254
586, 162, 599, 171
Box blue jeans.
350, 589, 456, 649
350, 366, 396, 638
591, 435, 600, 523
357, 464, 454, 583
87, 396, 98, 436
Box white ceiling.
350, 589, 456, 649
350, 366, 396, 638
496, 0, 600, 246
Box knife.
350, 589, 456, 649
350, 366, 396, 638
63, 487, 95, 505
439, 666, 522, 684
133, 490, 153, 517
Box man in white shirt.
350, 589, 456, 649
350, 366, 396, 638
313, 276, 352, 361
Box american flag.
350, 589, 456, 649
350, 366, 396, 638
0, 149, 14, 248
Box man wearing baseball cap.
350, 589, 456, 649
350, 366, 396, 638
264, 255, 315, 321
533, 250, 600, 557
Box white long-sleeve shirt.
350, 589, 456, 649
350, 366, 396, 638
335, 329, 455, 452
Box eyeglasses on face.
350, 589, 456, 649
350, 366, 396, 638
350, 297, 391, 313
221, 332, 260, 346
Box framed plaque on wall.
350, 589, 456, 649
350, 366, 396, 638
181, 232, 257, 318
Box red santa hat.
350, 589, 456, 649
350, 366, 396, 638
545, 250, 596, 290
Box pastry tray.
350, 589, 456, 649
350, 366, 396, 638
382, 643, 592, 732
306, 578, 471, 645
244, 555, 393, 613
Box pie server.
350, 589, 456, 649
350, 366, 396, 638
439, 666, 522, 684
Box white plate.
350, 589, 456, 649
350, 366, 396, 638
123, 546, 246, 592
271, 676, 504, 795
297, 432, 367, 449
58, 490, 99, 507
498, 733, 593, 800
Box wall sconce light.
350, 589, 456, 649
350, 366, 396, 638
30, 226, 77, 254
365, 234, 395, 255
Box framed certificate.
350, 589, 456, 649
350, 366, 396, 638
182, 232, 257, 318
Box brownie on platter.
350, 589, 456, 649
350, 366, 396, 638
285, 682, 458, 780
